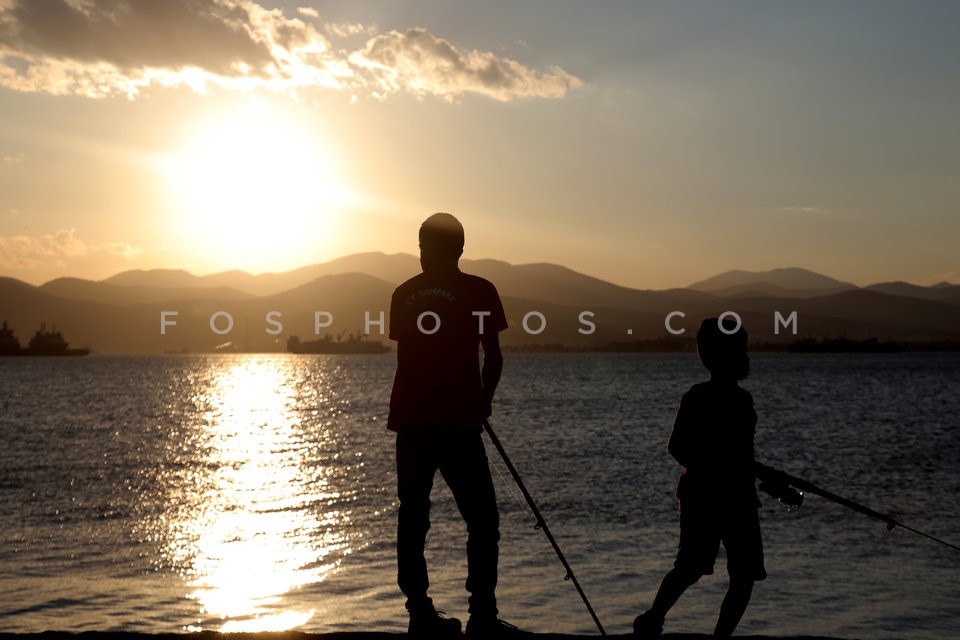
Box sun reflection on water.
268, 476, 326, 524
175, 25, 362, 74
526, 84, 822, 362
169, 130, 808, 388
162, 357, 351, 632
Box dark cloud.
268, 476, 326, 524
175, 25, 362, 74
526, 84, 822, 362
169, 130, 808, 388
0, 1, 580, 101
2, 0, 279, 75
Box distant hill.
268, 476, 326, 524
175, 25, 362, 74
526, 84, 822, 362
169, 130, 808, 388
3, 258, 959, 353
102, 268, 202, 289
79, 253, 715, 308
705, 289, 960, 339
103, 253, 421, 297
41, 277, 253, 306
865, 281, 960, 306
689, 267, 857, 297
201, 252, 422, 296
459, 260, 714, 308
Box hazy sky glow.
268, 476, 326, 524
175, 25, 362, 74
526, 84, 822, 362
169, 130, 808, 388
1, 0, 958, 287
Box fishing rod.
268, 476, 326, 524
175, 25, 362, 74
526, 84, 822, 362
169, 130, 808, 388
482, 419, 607, 636
757, 463, 960, 554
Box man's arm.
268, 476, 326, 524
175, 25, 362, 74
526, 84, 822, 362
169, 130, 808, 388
480, 331, 503, 418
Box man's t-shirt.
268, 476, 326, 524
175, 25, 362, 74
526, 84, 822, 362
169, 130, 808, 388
388, 267, 508, 431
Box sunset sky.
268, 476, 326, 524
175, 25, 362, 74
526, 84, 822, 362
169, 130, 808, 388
1, 1, 958, 289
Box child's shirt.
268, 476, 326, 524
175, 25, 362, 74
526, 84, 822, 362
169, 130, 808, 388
668, 380, 760, 509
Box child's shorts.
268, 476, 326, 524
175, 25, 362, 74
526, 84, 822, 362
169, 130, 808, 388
674, 501, 767, 581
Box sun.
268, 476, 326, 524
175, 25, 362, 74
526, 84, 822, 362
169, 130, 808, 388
166, 105, 349, 271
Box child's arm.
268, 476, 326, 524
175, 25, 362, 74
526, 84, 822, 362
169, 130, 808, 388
755, 462, 804, 508
668, 391, 702, 468
754, 461, 787, 484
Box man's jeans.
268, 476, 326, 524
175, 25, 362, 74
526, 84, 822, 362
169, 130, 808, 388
396, 424, 500, 617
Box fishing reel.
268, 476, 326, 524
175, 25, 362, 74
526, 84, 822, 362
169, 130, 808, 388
759, 480, 804, 511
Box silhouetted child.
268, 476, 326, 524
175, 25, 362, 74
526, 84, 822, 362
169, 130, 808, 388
634, 317, 768, 639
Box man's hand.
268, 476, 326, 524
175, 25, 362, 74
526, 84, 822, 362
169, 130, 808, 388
482, 397, 493, 419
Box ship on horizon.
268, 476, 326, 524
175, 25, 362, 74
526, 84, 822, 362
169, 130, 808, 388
0, 321, 90, 356
287, 332, 390, 355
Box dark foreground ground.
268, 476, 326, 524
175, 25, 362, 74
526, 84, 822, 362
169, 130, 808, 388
0, 632, 853, 640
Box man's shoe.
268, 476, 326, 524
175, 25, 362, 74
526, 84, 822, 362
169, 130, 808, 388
465, 616, 530, 637
408, 609, 462, 638
633, 610, 664, 638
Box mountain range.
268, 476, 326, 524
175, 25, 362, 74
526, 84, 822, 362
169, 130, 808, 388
1, 254, 958, 353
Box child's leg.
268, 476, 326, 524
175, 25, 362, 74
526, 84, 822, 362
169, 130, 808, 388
634, 566, 701, 638
713, 575, 754, 639
637, 499, 716, 635
714, 506, 765, 638
650, 566, 701, 617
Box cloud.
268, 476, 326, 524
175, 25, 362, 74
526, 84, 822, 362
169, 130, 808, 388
0, 0, 346, 96
2, 152, 24, 164
0, 228, 86, 268
2, 0, 274, 75
103, 241, 144, 260
325, 22, 377, 39
0, 0, 580, 101
349, 28, 582, 102
0, 228, 142, 268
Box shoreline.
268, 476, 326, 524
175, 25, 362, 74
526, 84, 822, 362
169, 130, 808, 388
0, 633, 855, 640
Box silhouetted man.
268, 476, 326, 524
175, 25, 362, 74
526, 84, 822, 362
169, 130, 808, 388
634, 317, 771, 639
389, 213, 522, 638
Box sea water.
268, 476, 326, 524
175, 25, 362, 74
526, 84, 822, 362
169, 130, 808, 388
0, 353, 958, 638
